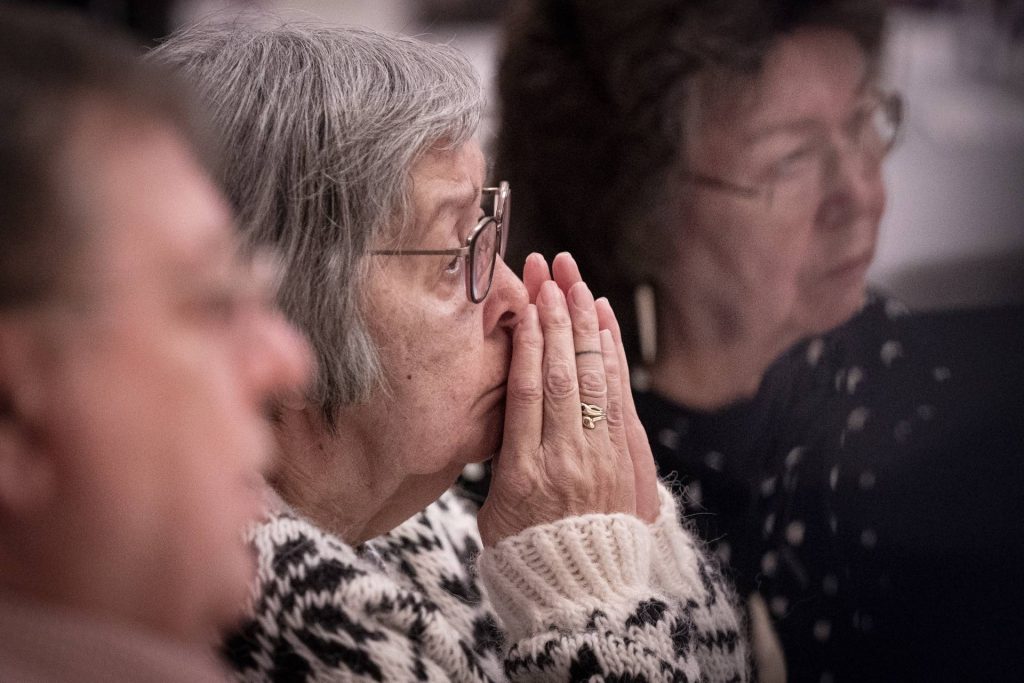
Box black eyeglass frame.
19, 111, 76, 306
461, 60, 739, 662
371, 181, 510, 304
683, 90, 904, 200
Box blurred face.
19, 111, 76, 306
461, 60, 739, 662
355, 140, 527, 482
27, 113, 310, 643
668, 28, 886, 344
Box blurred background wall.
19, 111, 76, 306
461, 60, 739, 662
874, 3, 1024, 309
14, 0, 1023, 311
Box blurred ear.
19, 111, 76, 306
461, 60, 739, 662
0, 318, 57, 516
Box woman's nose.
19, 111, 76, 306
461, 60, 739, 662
483, 256, 529, 333
817, 139, 886, 231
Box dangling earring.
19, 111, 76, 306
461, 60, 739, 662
633, 283, 657, 390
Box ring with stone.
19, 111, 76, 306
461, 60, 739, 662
580, 402, 607, 430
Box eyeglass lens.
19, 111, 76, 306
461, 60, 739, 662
469, 183, 510, 302
774, 94, 901, 205
471, 218, 498, 302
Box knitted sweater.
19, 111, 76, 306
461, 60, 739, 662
224, 483, 748, 682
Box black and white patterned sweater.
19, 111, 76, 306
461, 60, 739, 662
223, 484, 749, 682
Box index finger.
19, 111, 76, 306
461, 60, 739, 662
596, 296, 660, 521
536, 280, 585, 444
500, 304, 544, 465
595, 296, 638, 415
522, 252, 550, 304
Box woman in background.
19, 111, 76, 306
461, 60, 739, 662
497, 0, 1024, 680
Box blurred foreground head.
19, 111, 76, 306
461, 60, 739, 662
0, 3, 310, 652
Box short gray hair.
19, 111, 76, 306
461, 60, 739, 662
150, 21, 483, 421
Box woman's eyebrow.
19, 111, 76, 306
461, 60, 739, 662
425, 184, 482, 225
413, 184, 482, 245
744, 74, 874, 145
445, 184, 482, 210
745, 119, 821, 144
745, 78, 872, 144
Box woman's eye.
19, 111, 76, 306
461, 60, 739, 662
770, 142, 820, 178
444, 255, 463, 276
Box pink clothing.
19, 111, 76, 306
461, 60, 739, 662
0, 592, 228, 683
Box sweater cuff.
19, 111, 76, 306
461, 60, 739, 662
648, 482, 709, 596
478, 513, 653, 643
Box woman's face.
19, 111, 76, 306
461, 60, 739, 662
668, 28, 886, 344
354, 140, 528, 483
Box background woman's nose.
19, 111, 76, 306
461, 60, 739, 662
817, 141, 886, 230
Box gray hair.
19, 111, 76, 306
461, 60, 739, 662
149, 20, 483, 422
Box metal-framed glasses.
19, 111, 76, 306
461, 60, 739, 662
371, 181, 510, 303
684, 90, 903, 208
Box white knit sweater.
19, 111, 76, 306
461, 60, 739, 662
224, 484, 749, 681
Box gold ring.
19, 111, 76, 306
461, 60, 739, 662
581, 402, 607, 429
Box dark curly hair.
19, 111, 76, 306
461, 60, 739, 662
496, 0, 886, 363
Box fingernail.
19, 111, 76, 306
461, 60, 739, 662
571, 282, 594, 308
529, 252, 550, 275
540, 280, 562, 305
597, 297, 617, 319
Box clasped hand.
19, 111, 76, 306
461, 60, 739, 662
478, 253, 660, 546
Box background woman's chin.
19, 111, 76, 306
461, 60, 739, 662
803, 283, 868, 337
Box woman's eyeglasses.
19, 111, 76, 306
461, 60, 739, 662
371, 181, 510, 303
684, 91, 903, 209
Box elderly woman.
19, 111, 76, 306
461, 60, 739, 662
151, 21, 749, 682
497, 0, 1024, 681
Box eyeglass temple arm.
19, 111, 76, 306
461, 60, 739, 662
370, 246, 470, 256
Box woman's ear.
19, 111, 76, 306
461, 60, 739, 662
0, 319, 57, 516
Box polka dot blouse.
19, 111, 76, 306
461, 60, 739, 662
636, 294, 1024, 681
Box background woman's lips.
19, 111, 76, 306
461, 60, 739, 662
828, 253, 873, 279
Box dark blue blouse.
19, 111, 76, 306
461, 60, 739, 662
638, 295, 1024, 682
